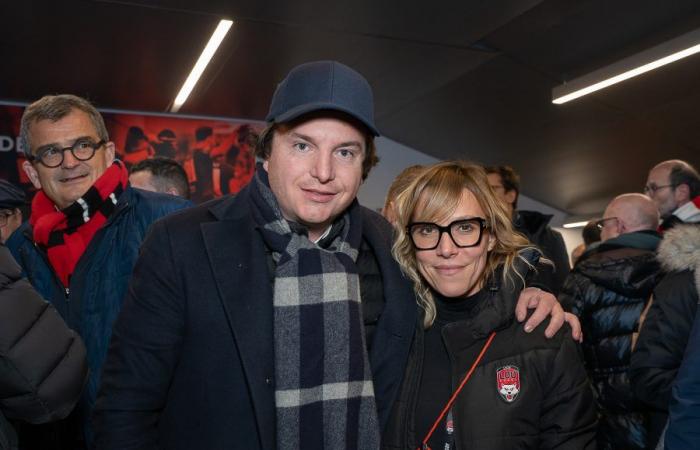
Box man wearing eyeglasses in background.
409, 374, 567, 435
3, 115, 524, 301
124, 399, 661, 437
5, 94, 189, 449
644, 159, 700, 232
560, 193, 662, 450
630, 159, 700, 449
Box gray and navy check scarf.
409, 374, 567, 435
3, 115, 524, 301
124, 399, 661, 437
250, 168, 380, 450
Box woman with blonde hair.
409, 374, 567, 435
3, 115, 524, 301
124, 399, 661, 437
382, 161, 595, 450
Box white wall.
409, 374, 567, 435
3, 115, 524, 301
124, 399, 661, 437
359, 137, 570, 225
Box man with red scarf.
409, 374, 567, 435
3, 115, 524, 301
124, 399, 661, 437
6, 94, 189, 449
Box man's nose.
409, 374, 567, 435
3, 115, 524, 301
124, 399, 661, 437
310, 150, 334, 183
61, 149, 80, 168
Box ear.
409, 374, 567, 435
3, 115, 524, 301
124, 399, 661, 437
105, 141, 116, 163
617, 219, 627, 235
674, 183, 691, 204
166, 187, 179, 197
262, 159, 269, 171
22, 160, 42, 189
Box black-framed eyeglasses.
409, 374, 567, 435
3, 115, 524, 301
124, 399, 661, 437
407, 218, 489, 250
643, 183, 675, 195
28, 138, 106, 168
0, 209, 17, 227
594, 217, 619, 231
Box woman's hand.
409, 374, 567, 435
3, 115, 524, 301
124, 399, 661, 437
515, 287, 582, 342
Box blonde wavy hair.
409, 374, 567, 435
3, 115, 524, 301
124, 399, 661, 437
391, 161, 541, 328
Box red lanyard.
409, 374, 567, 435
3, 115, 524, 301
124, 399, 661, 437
418, 331, 497, 450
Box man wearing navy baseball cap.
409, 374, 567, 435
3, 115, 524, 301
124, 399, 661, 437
94, 61, 571, 449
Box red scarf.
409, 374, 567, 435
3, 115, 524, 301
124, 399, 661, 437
31, 161, 128, 288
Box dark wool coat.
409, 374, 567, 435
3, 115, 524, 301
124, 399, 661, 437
631, 224, 700, 449
93, 187, 417, 450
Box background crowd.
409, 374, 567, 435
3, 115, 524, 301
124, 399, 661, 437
0, 60, 699, 450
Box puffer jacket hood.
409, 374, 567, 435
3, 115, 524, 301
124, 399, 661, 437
657, 224, 700, 294
576, 231, 661, 298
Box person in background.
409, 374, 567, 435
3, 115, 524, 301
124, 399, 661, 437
129, 156, 190, 199
560, 193, 663, 450
570, 219, 601, 266
664, 262, 700, 449
0, 180, 26, 244
93, 61, 574, 450
6, 94, 189, 448
382, 165, 425, 226
121, 126, 153, 167
644, 159, 700, 232
152, 129, 177, 159
383, 161, 595, 450
209, 142, 236, 198
1, 244, 88, 450
485, 165, 570, 294
190, 126, 217, 202
631, 222, 700, 449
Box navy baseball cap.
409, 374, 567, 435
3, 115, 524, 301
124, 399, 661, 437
266, 61, 379, 136
0, 180, 26, 210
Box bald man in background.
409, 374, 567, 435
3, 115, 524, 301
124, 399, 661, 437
560, 194, 663, 450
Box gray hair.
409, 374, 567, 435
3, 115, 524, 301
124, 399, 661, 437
19, 94, 109, 156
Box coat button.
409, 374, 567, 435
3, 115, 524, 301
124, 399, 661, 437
265, 377, 272, 385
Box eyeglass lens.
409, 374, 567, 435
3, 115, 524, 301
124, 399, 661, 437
410, 219, 485, 249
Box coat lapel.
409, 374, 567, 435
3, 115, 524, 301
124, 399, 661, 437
201, 192, 275, 449
360, 209, 418, 429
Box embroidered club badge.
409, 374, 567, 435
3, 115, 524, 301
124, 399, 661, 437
496, 365, 520, 403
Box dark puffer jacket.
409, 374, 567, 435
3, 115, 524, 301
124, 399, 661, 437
631, 224, 700, 449
560, 230, 662, 450
383, 261, 597, 450
0, 245, 87, 449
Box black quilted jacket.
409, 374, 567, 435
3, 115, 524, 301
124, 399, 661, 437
560, 230, 662, 450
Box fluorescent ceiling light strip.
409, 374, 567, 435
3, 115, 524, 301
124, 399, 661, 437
552, 28, 700, 105
171, 19, 233, 113
562, 221, 590, 229
553, 43, 700, 104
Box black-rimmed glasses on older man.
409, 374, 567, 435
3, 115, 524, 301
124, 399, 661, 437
643, 183, 675, 195
27, 138, 106, 168
408, 218, 489, 250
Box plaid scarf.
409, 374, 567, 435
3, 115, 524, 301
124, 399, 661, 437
249, 168, 380, 450
31, 160, 128, 287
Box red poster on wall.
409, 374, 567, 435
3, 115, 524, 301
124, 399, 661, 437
0, 103, 262, 204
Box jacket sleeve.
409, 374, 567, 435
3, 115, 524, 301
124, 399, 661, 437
630, 271, 697, 411
0, 245, 87, 424
527, 227, 570, 296
665, 303, 700, 449
92, 219, 185, 450
557, 270, 586, 315
539, 333, 597, 449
